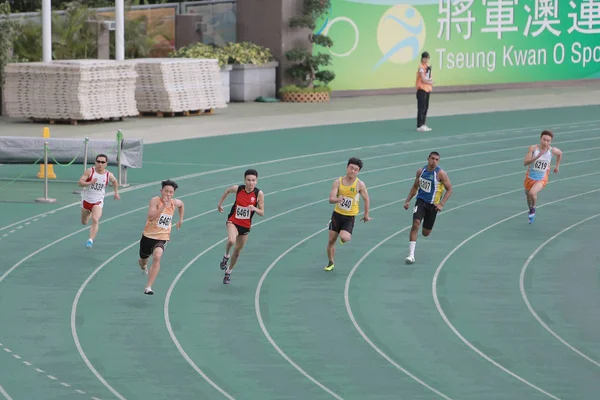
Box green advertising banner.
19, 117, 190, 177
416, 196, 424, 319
315, 0, 600, 91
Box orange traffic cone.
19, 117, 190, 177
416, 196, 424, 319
37, 126, 56, 179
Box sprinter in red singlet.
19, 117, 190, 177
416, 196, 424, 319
217, 169, 264, 284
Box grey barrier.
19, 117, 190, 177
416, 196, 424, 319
0, 130, 143, 202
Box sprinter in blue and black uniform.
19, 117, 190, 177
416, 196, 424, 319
402, 151, 453, 264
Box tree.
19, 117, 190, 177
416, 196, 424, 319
0, 1, 19, 115
285, 0, 335, 89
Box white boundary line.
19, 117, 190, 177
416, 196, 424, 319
0, 384, 13, 400
341, 170, 600, 399
164, 160, 600, 399
432, 189, 600, 400
2, 126, 597, 399
10, 130, 600, 286
1, 118, 597, 234
519, 214, 600, 369
257, 170, 600, 400
71, 154, 600, 400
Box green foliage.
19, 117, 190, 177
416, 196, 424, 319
278, 84, 331, 94
221, 42, 274, 65
283, 0, 335, 90
0, 1, 19, 86
10, 1, 163, 62
170, 41, 274, 68
170, 43, 229, 68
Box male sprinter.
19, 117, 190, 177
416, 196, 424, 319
524, 130, 562, 224
217, 169, 264, 284
78, 153, 120, 249
139, 179, 184, 295
403, 151, 452, 264
325, 157, 372, 271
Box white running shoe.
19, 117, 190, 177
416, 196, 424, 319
141, 266, 148, 276
405, 255, 415, 264
144, 286, 154, 295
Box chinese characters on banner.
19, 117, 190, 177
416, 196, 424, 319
437, 0, 600, 40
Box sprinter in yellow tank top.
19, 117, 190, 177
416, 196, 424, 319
325, 157, 372, 271
138, 179, 185, 295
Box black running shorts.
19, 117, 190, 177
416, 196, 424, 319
412, 198, 438, 230
329, 210, 355, 234
139, 234, 168, 259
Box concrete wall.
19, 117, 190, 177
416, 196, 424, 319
236, 0, 311, 90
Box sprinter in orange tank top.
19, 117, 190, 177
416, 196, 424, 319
217, 169, 264, 284
139, 179, 185, 295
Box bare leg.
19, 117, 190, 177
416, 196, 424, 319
89, 206, 103, 241
327, 230, 338, 264
226, 234, 248, 274
146, 247, 164, 287
406, 219, 421, 263
81, 208, 91, 225
221, 223, 238, 270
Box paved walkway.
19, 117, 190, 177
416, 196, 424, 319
1, 84, 599, 144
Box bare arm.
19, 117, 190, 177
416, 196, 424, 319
109, 172, 120, 198
437, 170, 453, 208
174, 198, 185, 229
328, 179, 341, 204
147, 197, 165, 220
77, 168, 94, 187
217, 185, 239, 211
552, 147, 563, 169
358, 180, 371, 221
404, 169, 422, 206
524, 145, 542, 166
252, 190, 265, 217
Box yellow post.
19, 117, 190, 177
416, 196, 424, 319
37, 126, 57, 179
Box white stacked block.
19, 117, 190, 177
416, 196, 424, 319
126, 58, 227, 113
3, 60, 138, 121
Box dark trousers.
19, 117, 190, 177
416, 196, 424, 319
416, 89, 430, 128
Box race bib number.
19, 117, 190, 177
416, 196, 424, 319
90, 182, 104, 191
419, 177, 432, 193
533, 159, 549, 171
236, 205, 251, 220
338, 196, 353, 211
157, 213, 172, 229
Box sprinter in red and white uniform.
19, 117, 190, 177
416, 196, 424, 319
216, 168, 264, 284
77, 153, 120, 249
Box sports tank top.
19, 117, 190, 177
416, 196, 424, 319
143, 198, 176, 241
528, 146, 552, 181
334, 177, 360, 216
227, 185, 260, 229
416, 165, 445, 205
81, 167, 110, 203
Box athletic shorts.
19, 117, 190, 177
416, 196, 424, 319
82, 199, 103, 211
328, 210, 355, 234
412, 198, 438, 230
227, 221, 250, 236
524, 176, 548, 191
139, 234, 168, 259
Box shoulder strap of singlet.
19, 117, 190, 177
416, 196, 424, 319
237, 185, 245, 193
253, 188, 260, 197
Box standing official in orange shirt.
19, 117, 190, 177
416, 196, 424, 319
416, 51, 433, 132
